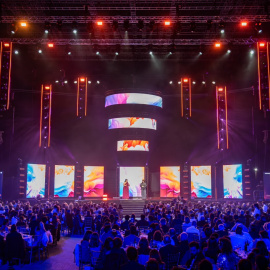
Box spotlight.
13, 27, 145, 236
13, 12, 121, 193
68, 51, 71, 55
64, 80, 68, 84
227, 49, 231, 53
97, 21, 103, 26
254, 168, 258, 171
149, 51, 153, 55
20, 22, 27, 27
72, 21, 78, 33
183, 78, 189, 83
123, 19, 130, 31
255, 21, 262, 33
44, 21, 51, 33
3, 43, 10, 47
212, 81, 216, 84
115, 52, 119, 55
55, 80, 59, 83
219, 21, 225, 33
220, 29, 225, 34
250, 49, 255, 55
73, 29, 77, 34
80, 78, 85, 82
218, 87, 224, 92
74, 81, 77, 84
214, 42, 221, 48
202, 81, 206, 84
240, 21, 248, 27
137, 20, 144, 31
169, 81, 173, 84
47, 43, 54, 48
38, 49, 42, 54
97, 81, 100, 84
259, 42, 266, 47
11, 22, 17, 34
164, 21, 171, 26
88, 81, 91, 84
192, 81, 196, 85
14, 50, 19, 54
112, 20, 118, 31
96, 51, 100, 55
199, 51, 203, 55
178, 81, 181, 84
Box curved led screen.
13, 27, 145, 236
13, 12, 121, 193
160, 166, 180, 197
191, 166, 212, 198
223, 164, 243, 199
54, 165, 74, 197
109, 117, 157, 130
105, 93, 162, 108
26, 164, 46, 198
117, 140, 149, 151
84, 166, 104, 197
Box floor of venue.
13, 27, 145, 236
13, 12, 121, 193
2, 236, 80, 270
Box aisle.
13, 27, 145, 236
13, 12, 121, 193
2, 236, 80, 270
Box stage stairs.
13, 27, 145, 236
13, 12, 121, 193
120, 199, 145, 218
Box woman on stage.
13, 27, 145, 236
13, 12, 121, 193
140, 179, 147, 199
123, 179, 130, 199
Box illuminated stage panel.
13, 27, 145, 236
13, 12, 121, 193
84, 166, 104, 197
109, 118, 157, 130
105, 93, 162, 108
160, 166, 180, 197
223, 164, 243, 199
26, 164, 46, 198
117, 140, 149, 151
54, 165, 74, 197
119, 167, 145, 197
191, 166, 212, 198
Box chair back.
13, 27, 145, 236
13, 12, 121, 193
90, 250, 101, 267
187, 233, 199, 243
138, 254, 149, 266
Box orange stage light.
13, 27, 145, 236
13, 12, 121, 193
241, 21, 248, 27
3, 43, 10, 47
20, 22, 27, 27
218, 88, 224, 92
164, 21, 171, 26
48, 43, 54, 48
183, 78, 189, 83
259, 42, 266, 47
102, 194, 108, 201
97, 21, 103, 26
80, 78, 85, 82
215, 42, 221, 48
44, 86, 50, 90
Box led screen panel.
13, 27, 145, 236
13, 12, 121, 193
223, 164, 243, 199
54, 165, 74, 197
160, 166, 180, 197
105, 93, 162, 108
84, 166, 104, 197
26, 164, 46, 198
119, 167, 145, 197
191, 166, 212, 198
117, 140, 149, 151
109, 118, 157, 130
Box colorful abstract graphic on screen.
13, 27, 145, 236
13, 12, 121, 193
223, 164, 243, 199
26, 164, 46, 198
119, 167, 145, 197
117, 140, 149, 151
84, 166, 104, 197
105, 93, 162, 108
191, 166, 212, 198
108, 117, 157, 130
160, 166, 180, 197
54, 165, 74, 197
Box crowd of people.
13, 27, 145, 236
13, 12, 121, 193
1, 199, 270, 270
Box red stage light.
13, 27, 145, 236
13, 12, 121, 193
80, 78, 85, 82
259, 42, 265, 47
3, 43, 10, 47
218, 88, 224, 92
164, 21, 171, 26
215, 42, 221, 48
240, 21, 248, 27
48, 43, 54, 48
20, 22, 27, 27
183, 78, 189, 83
97, 21, 103, 26
44, 86, 50, 90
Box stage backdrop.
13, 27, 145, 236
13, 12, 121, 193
191, 166, 212, 198
160, 166, 180, 197
54, 165, 74, 197
223, 164, 243, 199
26, 164, 46, 198
84, 166, 104, 197
117, 140, 149, 151
109, 117, 157, 130
119, 167, 144, 197
264, 172, 270, 200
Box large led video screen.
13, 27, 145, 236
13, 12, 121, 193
109, 117, 157, 130
105, 93, 162, 108
26, 164, 46, 198
54, 165, 75, 197
84, 166, 104, 197
191, 166, 212, 198
223, 164, 243, 199
119, 167, 145, 198
160, 166, 180, 197
117, 140, 149, 151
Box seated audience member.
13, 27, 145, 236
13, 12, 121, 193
36, 221, 53, 247
186, 221, 200, 240
171, 214, 183, 233
136, 214, 149, 227
247, 252, 256, 269
217, 237, 239, 270
159, 235, 178, 264
160, 218, 169, 234
237, 258, 253, 270
0, 233, 5, 263
152, 230, 164, 249
104, 237, 128, 270
186, 241, 205, 270
255, 254, 270, 270
198, 259, 213, 270
250, 223, 260, 240
229, 225, 253, 251
197, 216, 207, 228
216, 224, 228, 238
149, 249, 165, 270
182, 216, 192, 232
96, 237, 113, 270
257, 230, 270, 250
120, 215, 130, 231
255, 240, 269, 258
5, 225, 25, 263
177, 232, 190, 265
137, 237, 151, 255
120, 246, 145, 270
16, 216, 26, 227
123, 225, 140, 247
89, 232, 102, 251
169, 228, 179, 246
203, 236, 220, 263
146, 258, 160, 270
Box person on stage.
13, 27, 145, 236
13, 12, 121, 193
140, 179, 147, 199
123, 179, 130, 199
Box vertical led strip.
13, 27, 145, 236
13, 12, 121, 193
216, 87, 220, 149
180, 78, 191, 118
180, 78, 184, 117
189, 79, 192, 118
39, 85, 44, 147
7, 42, 12, 110
225, 86, 229, 149
76, 77, 88, 117
257, 42, 262, 110
267, 43, 270, 110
